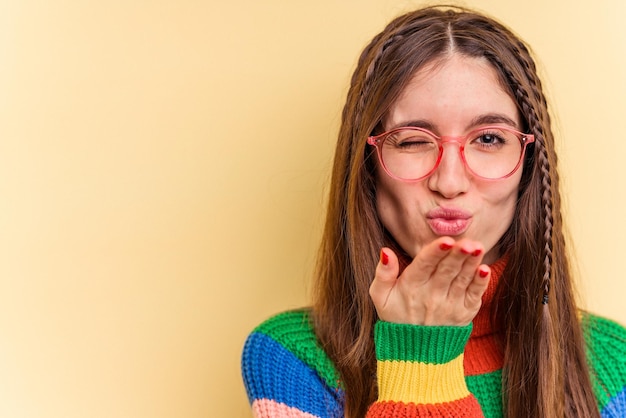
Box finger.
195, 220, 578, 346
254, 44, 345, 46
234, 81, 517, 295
447, 240, 485, 298
401, 237, 456, 284
369, 248, 400, 313
427, 239, 481, 293
465, 264, 491, 307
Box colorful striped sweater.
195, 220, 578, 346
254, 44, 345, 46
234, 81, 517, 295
241, 262, 626, 417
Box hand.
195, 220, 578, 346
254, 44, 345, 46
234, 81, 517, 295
369, 237, 491, 326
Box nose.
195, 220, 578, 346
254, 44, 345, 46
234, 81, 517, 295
427, 141, 469, 198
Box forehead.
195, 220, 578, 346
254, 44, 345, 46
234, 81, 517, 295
385, 54, 520, 131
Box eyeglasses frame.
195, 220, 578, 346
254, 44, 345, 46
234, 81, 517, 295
367, 125, 535, 182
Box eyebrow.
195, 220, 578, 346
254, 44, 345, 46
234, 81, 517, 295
388, 119, 436, 131
469, 113, 519, 129
388, 113, 519, 132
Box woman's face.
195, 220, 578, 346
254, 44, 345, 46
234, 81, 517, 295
375, 54, 523, 264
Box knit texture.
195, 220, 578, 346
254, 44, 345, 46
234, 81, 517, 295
242, 260, 626, 417
241, 310, 344, 418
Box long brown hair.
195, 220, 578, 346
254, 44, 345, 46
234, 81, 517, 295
312, 6, 599, 418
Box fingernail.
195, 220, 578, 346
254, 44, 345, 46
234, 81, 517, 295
460, 247, 471, 255
380, 249, 389, 266
439, 243, 453, 251
472, 249, 482, 257
479, 268, 489, 278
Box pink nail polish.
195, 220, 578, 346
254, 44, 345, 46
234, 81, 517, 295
380, 250, 389, 266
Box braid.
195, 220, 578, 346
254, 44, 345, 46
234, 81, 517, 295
511, 40, 556, 306
491, 35, 556, 305
514, 42, 555, 305
350, 19, 411, 135
523, 83, 555, 306
540, 142, 554, 304
350, 33, 387, 134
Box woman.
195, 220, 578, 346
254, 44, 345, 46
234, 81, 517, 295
241, 6, 626, 417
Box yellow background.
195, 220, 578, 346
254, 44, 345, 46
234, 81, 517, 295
1, 0, 624, 417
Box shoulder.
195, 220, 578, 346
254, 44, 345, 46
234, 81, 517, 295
581, 312, 626, 416
241, 309, 343, 416
243, 309, 339, 386
582, 312, 626, 355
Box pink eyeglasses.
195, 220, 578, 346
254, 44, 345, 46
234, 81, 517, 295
367, 125, 535, 181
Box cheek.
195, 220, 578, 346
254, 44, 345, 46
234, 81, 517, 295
375, 176, 430, 251
375, 178, 399, 222
375, 173, 415, 215
375, 176, 407, 227
481, 177, 521, 229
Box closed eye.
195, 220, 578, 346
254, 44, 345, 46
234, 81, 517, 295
387, 133, 437, 151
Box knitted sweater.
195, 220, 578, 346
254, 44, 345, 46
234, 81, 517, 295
241, 261, 626, 417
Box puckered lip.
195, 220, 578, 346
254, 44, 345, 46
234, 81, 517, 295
426, 206, 472, 220
426, 206, 472, 236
